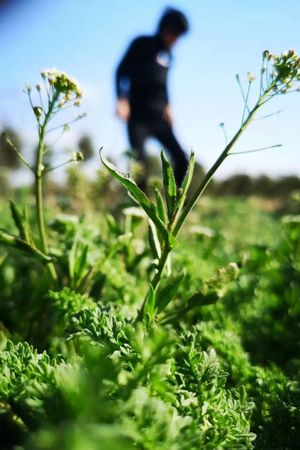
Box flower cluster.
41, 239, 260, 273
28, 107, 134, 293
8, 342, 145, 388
41, 68, 82, 104
262, 49, 300, 94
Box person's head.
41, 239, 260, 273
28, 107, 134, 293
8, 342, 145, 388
158, 8, 189, 48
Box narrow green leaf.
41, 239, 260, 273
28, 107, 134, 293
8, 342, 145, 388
161, 151, 177, 220
180, 151, 195, 198
100, 151, 170, 242
143, 284, 156, 321
9, 200, 27, 240
69, 236, 78, 281
0, 228, 51, 262
74, 244, 88, 284
154, 187, 167, 225
148, 221, 161, 260
171, 152, 195, 231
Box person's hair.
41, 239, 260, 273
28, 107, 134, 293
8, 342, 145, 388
158, 8, 189, 36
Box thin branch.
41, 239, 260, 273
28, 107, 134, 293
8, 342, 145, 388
42, 77, 50, 100
236, 74, 251, 114
219, 123, 228, 146
229, 143, 282, 155
27, 91, 35, 111
38, 90, 45, 111
48, 129, 66, 147
255, 110, 282, 120
265, 60, 270, 89
260, 75, 295, 106
45, 158, 74, 173
47, 114, 86, 133
260, 56, 266, 95
241, 81, 252, 125
2, 133, 34, 172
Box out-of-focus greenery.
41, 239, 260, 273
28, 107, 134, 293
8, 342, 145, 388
0, 177, 300, 449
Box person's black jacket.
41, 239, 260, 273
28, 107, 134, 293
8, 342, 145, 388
116, 34, 172, 116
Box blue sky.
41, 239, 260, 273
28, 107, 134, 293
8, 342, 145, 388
1, 0, 300, 182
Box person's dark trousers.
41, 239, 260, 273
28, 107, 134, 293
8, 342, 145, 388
128, 114, 188, 190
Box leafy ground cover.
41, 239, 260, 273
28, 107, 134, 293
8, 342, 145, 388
0, 191, 299, 450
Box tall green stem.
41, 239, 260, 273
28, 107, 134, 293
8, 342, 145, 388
135, 244, 171, 322
35, 125, 48, 253
35, 101, 57, 282
172, 93, 270, 237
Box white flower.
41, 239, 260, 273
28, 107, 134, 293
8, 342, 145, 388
247, 72, 256, 82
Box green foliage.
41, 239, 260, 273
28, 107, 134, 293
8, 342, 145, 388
0, 340, 58, 448
2, 53, 300, 449
0, 70, 85, 284
23, 325, 255, 450
1, 194, 300, 449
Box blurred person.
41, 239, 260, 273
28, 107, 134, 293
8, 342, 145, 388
115, 7, 189, 190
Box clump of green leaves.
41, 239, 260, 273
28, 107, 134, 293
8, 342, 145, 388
0, 340, 59, 448
0, 69, 86, 284
22, 324, 255, 450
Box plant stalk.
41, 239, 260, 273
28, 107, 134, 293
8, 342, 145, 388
35, 103, 58, 282
172, 93, 270, 237
137, 86, 274, 323
135, 244, 171, 322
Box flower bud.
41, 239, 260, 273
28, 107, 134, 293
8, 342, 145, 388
288, 49, 296, 58
72, 151, 84, 162
24, 84, 32, 94
265, 51, 273, 61
33, 106, 43, 119
247, 72, 256, 82
38, 163, 45, 174
263, 50, 269, 59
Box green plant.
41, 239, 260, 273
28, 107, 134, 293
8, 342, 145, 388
0, 69, 85, 283
101, 49, 300, 325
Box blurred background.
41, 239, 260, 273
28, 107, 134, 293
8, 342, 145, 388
1, 0, 300, 193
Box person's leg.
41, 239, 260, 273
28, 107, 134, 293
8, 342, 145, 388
127, 119, 150, 190
152, 120, 188, 187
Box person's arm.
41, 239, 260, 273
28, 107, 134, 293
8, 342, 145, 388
115, 38, 141, 121
163, 104, 173, 125
163, 52, 173, 125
